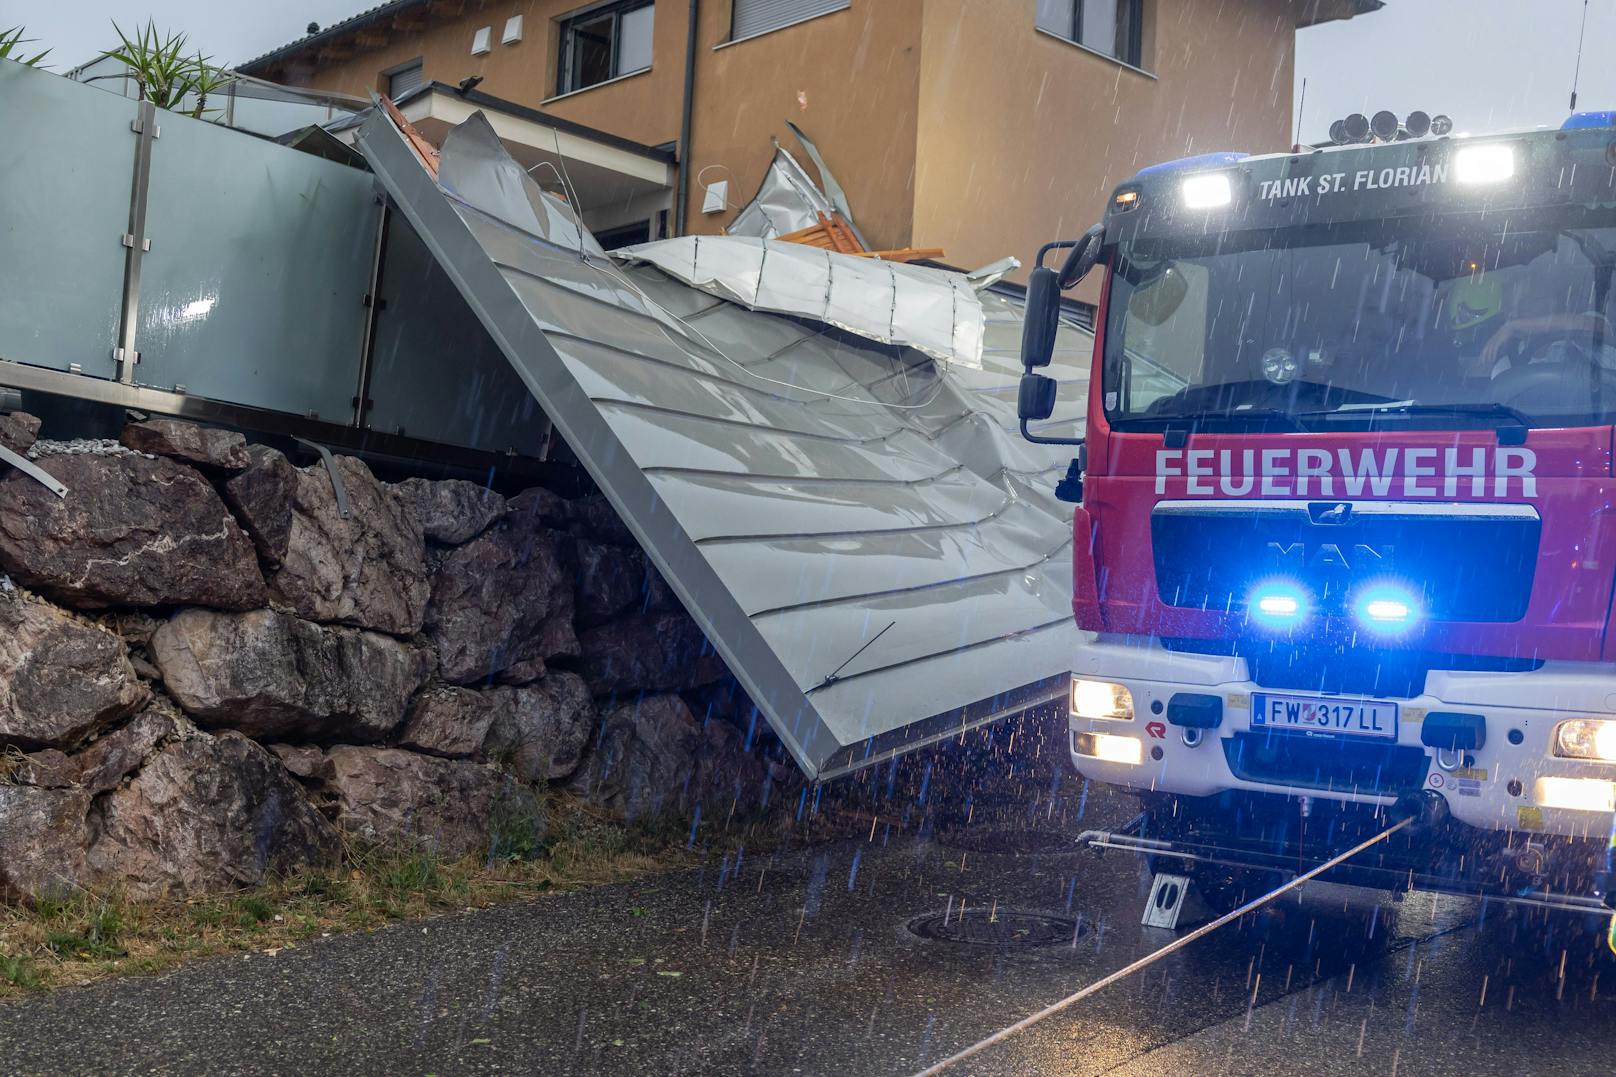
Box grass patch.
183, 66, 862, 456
0, 793, 790, 1000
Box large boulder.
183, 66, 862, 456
0, 411, 41, 454
0, 785, 91, 903
575, 541, 663, 628
392, 478, 506, 546
568, 694, 783, 822
223, 445, 298, 568
86, 728, 341, 899
119, 419, 249, 472
0, 453, 267, 610
577, 612, 728, 695
426, 514, 577, 685
566, 694, 701, 821
317, 746, 542, 860
481, 673, 594, 782
150, 608, 431, 743
397, 686, 493, 759
268, 455, 429, 636
0, 591, 146, 750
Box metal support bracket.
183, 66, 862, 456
293, 437, 351, 520
0, 445, 68, 499
1141, 872, 1192, 929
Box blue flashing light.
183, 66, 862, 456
1354, 584, 1421, 633
1248, 580, 1308, 628
1562, 111, 1616, 131
1133, 151, 1249, 179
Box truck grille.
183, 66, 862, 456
1223, 730, 1431, 797
1152, 499, 1540, 622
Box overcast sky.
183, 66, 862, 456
12, 0, 1616, 139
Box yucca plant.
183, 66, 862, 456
186, 50, 234, 119
0, 26, 50, 66
102, 20, 195, 109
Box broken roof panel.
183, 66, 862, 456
614, 235, 983, 369
356, 108, 1080, 779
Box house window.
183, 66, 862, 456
731, 0, 850, 42
1036, 0, 1143, 67
558, 0, 655, 95
386, 58, 424, 97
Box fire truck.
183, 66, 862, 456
1017, 111, 1616, 917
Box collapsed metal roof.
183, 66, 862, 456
356, 108, 1090, 779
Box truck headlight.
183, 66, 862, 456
1553, 719, 1616, 761
1073, 679, 1133, 720
1073, 731, 1143, 765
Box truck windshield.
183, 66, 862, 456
1103, 210, 1616, 430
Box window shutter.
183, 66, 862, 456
732, 0, 849, 41
388, 60, 423, 96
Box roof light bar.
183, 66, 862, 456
1455, 143, 1515, 184
1181, 172, 1232, 209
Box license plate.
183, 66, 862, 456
1250, 692, 1398, 740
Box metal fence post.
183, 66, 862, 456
113, 99, 158, 384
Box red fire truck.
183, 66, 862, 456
1018, 112, 1616, 916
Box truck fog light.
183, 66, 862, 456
1353, 584, 1420, 633
1073, 678, 1133, 720
1073, 731, 1143, 765
1552, 719, 1616, 761
1535, 776, 1616, 812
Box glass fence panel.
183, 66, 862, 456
136, 107, 378, 421
0, 61, 139, 376
366, 214, 552, 456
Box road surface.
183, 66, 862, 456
2, 782, 1613, 1076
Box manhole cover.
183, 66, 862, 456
907, 907, 1083, 948
935, 828, 1075, 855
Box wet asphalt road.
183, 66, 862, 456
4, 783, 1616, 1076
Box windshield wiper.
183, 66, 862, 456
1297, 401, 1534, 429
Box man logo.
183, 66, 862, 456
1309, 502, 1353, 525
1267, 541, 1394, 571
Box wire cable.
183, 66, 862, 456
909, 814, 1416, 1077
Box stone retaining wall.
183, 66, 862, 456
0, 416, 793, 903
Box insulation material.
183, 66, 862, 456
614, 235, 984, 369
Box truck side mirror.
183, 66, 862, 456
1018, 372, 1058, 421
1020, 266, 1062, 370
1058, 224, 1106, 290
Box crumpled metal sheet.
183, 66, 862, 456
725, 144, 838, 240
437, 111, 604, 257
614, 235, 984, 369
356, 108, 1080, 780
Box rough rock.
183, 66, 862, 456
269, 743, 333, 783
318, 747, 542, 860
69, 707, 180, 796
577, 612, 728, 695
0, 592, 146, 750
481, 673, 595, 782
0, 410, 41, 454
576, 541, 653, 628
269, 455, 429, 636
119, 419, 250, 472
569, 694, 781, 822
7, 749, 75, 788
507, 487, 572, 529
397, 686, 493, 759
0, 785, 90, 903
223, 445, 298, 568
151, 608, 432, 743
568, 494, 636, 546
0, 453, 267, 610
392, 478, 506, 546
426, 515, 576, 685
86, 728, 341, 899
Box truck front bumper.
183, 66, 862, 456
1068, 635, 1616, 841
